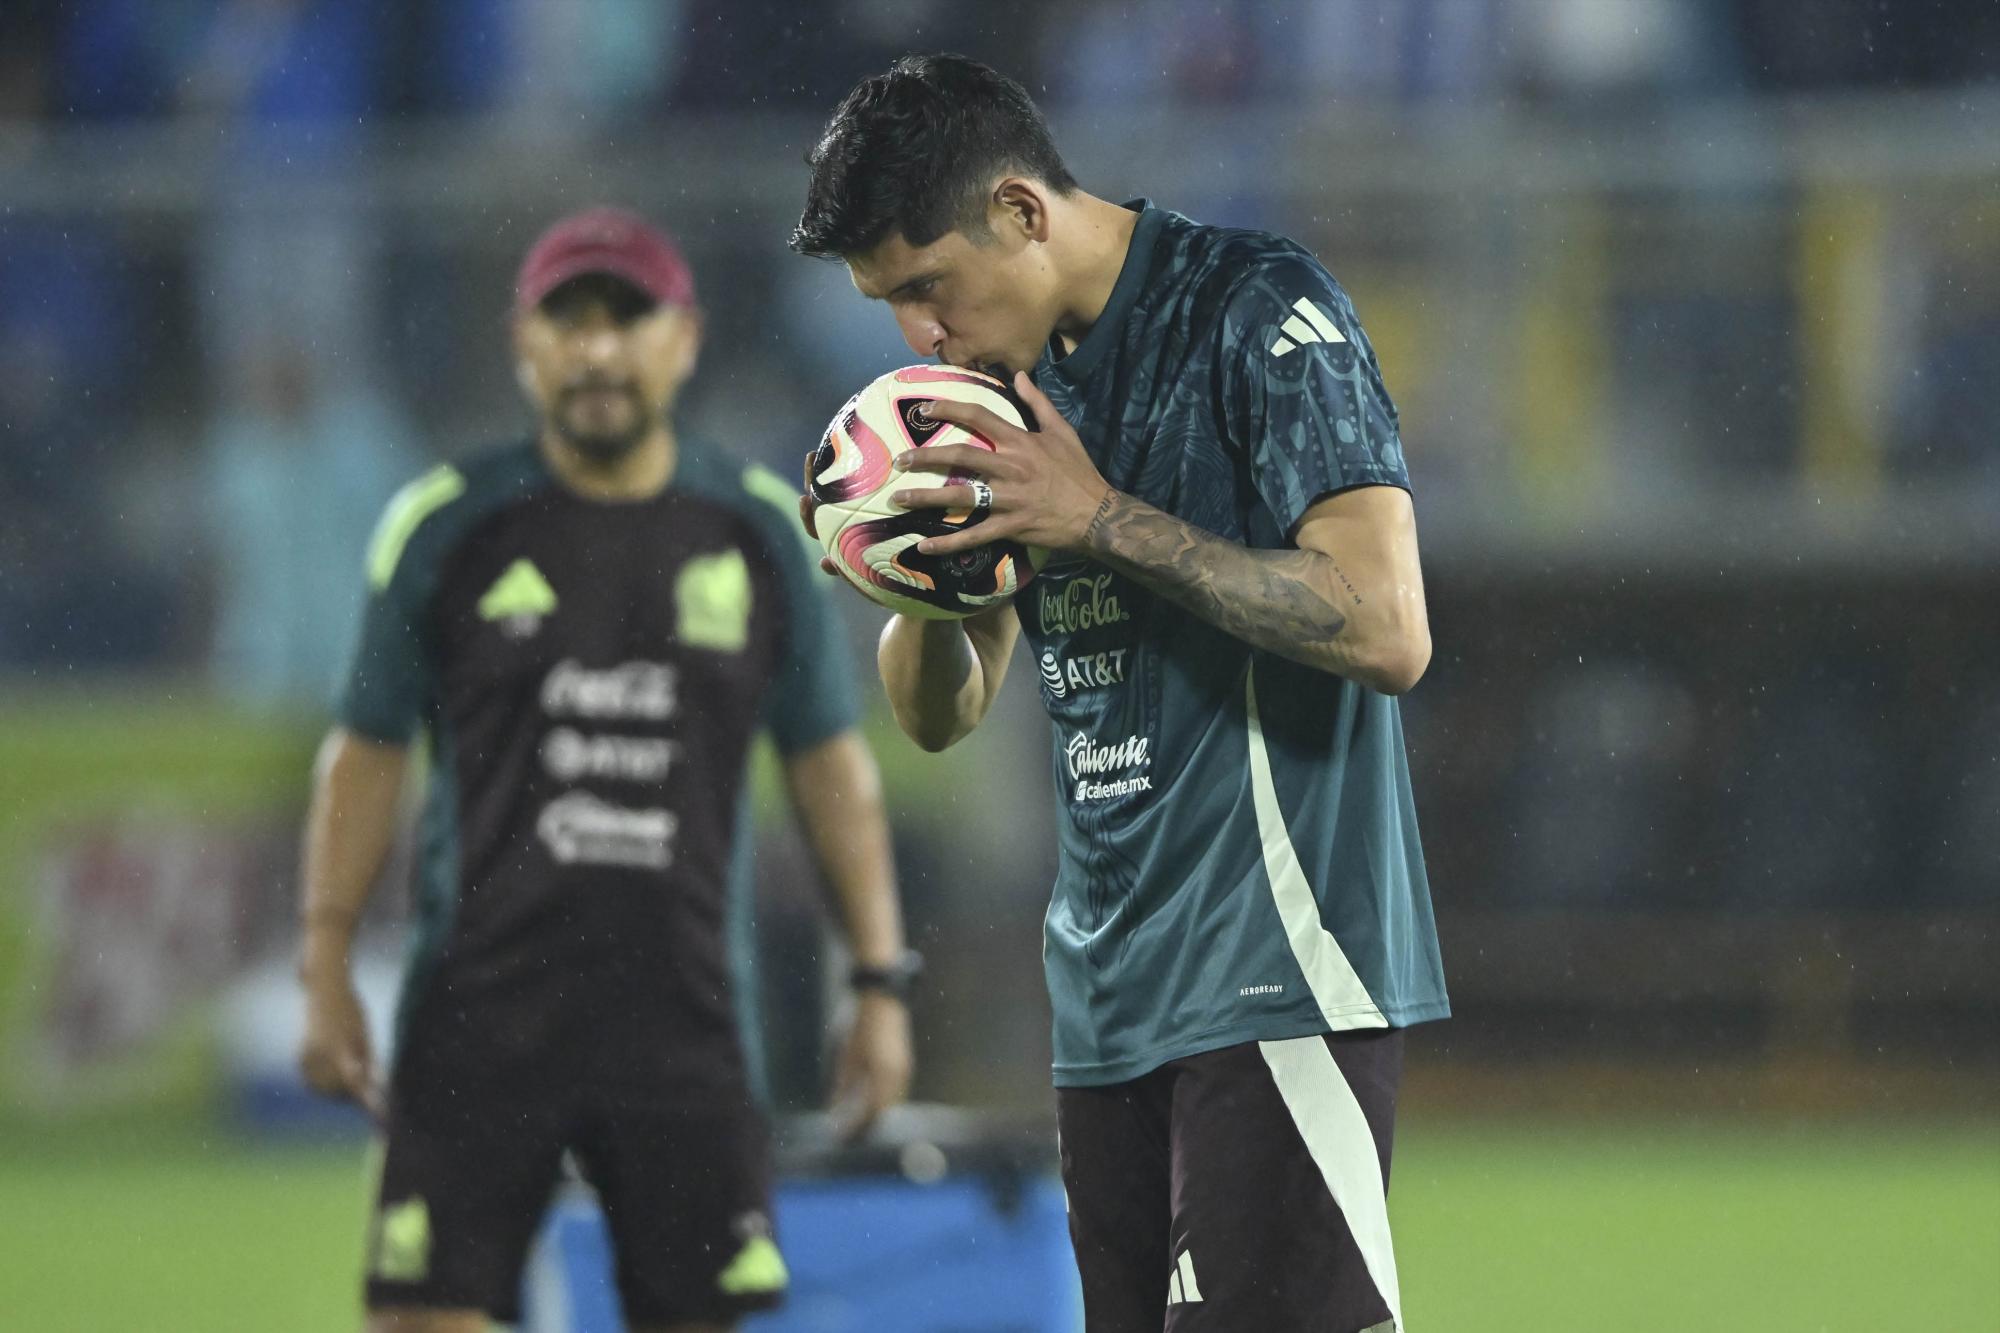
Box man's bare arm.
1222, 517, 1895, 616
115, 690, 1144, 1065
1082, 484, 1430, 693
797, 482, 1020, 753
782, 730, 907, 971
876, 605, 1021, 751
781, 729, 913, 1137
898, 375, 1428, 694
297, 728, 409, 1113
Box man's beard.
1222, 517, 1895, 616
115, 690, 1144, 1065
552, 383, 653, 462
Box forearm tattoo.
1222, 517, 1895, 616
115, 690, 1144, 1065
1082, 487, 1120, 548
1083, 492, 1356, 671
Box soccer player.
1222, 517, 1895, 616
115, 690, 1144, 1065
297, 208, 917, 1333
792, 57, 1447, 1332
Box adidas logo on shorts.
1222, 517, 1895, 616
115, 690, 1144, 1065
1166, 1248, 1204, 1305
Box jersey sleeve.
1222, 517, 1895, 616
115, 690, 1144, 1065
335, 465, 461, 743
1218, 251, 1409, 538
743, 465, 861, 754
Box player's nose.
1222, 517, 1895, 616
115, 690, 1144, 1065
575, 325, 623, 363
897, 312, 945, 360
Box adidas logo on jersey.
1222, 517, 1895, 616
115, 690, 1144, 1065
1167, 1248, 1205, 1305
1269, 297, 1348, 357
478, 558, 558, 638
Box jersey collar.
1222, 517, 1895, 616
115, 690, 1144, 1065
531, 430, 714, 505
1035, 199, 1166, 390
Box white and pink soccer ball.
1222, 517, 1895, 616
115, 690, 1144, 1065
806, 365, 1046, 619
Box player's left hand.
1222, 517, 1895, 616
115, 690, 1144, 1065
831, 990, 913, 1142
889, 370, 1115, 557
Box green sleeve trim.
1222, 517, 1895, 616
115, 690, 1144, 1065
366, 465, 466, 590
740, 463, 817, 556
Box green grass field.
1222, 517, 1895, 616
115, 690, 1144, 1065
0, 1118, 1993, 1332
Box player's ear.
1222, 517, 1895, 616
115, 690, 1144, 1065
992, 178, 1051, 245
665, 306, 704, 385
510, 307, 553, 403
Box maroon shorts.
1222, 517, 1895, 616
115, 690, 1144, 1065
1056, 1029, 1405, 1332
362, 1085, 783, 1326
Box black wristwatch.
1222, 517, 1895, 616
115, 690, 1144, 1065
849, 949, 924, 1000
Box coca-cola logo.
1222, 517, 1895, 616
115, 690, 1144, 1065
1038, 573, 1130, 636
540, 659, 678, 721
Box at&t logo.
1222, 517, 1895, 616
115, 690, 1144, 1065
1040, 647, 1131, 700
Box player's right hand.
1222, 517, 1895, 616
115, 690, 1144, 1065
799, 457, 844, 579
298, 972, 384, 1122
797, 495, 841, 578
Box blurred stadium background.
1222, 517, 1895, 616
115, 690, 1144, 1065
0, 1, 1995, 1329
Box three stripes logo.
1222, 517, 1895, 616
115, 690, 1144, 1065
1166, 1248, 1204, 1306
477, 558, 558, 639
1269, 297, 1349, 357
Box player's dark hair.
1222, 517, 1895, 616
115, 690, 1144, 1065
790, 53, 1079, 259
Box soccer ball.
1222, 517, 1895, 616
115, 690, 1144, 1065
806, 365, 1045, 619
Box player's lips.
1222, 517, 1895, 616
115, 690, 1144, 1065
560, 385, 642, 416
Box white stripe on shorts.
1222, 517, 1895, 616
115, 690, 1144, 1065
1257, 1035, 1404, 1332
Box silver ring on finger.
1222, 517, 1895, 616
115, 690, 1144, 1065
968, 479, 994, 514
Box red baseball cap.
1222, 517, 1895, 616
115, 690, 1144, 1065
514, 207, 697, 314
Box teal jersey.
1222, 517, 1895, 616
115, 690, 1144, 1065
1023, 203, 1449, 1087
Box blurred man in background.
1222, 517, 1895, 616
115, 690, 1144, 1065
297, 208, 915, 1333
794, 56, 1445, 1332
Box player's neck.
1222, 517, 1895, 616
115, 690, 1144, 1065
1051, 194, 1143, 357
539, 424, 679, 501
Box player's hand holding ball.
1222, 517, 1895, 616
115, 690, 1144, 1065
892, 369, 1113, 557
803, 366, 1113, 618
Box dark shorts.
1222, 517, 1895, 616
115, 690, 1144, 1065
1056, 1029, 1405, 1333
363, 1083, 784, 1326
